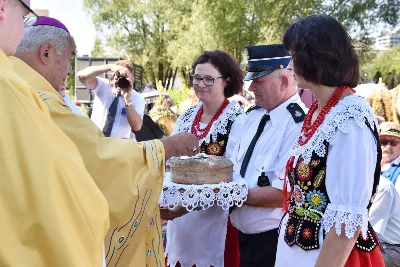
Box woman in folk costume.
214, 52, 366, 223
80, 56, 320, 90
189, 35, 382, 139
161, 50, 244, 267
275, 15, 385, 267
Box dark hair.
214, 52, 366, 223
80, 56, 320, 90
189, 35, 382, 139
191, 50, 244, 98
283, 15, 360, 88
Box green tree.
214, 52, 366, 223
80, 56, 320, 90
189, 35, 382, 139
84, 0, 191, 89
373, 46, 400, 75
361, 46, 400, 85
83, 0, 400, 88
91, 36, 106, 57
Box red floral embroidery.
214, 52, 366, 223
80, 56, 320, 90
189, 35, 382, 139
206, 142, 223, 156
359, 232, 369, 241
295, 158, 313, 182
287, 224, 295, 235
302, 228, 313, 239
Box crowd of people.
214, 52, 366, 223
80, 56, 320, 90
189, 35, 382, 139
1, 1, 399, 267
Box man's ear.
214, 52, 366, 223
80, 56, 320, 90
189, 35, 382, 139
281, 75, 289, 89
39, 43, 52, 65
0, 0, 6, 21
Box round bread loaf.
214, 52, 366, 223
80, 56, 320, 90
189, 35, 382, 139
169, 155, 233, 185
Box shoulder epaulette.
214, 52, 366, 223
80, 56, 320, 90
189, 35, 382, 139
245, 105, 262, 114
286, 103, 305, 123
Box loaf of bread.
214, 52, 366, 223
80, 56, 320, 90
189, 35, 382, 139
169, 155, 233, 185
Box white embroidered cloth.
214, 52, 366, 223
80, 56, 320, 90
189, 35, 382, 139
160, 172, 248, 211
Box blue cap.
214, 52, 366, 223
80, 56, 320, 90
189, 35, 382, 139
244, 44, 291, 81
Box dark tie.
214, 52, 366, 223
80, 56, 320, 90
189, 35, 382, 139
102, 93, 120, 137
240, 114, 270, 178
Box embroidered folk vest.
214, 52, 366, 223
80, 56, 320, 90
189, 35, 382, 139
284, 120, 381, 253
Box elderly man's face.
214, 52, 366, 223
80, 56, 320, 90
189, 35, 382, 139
380, 135, 400, 163
248, 70, 287, 112
47, 40, 75, 92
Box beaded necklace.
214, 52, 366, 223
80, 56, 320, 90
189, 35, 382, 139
191, 99, 229, 140
299, 85, 351, 146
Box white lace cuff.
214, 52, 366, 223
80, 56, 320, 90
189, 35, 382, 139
322, 204, 369, 239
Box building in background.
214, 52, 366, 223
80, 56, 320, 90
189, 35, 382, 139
32, 9, 49, 16
375, 29, 400, 50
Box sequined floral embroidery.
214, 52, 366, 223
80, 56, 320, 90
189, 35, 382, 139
296, 158, 313, 182
306, 190, 327, 211
288, 224, 295, 235
311, 160, 320, 167
206, 142, 223, 155
302, 228, 313, 240
313, 168, 326, 188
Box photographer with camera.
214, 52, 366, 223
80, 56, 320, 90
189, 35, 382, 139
78, 60, 145, 139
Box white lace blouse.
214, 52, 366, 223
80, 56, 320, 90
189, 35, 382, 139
275, 95, 379, 267
166, 100, 243, 267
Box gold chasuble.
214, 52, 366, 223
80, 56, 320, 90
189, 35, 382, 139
0, 50, 109, 266
10, 57, 166, 267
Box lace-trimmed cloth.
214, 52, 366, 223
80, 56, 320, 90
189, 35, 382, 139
161, 173, 248, 211
290, 95, 379, 239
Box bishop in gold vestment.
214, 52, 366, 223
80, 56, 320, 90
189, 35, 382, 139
11, 16, 167, 266
0, 49, 109, 266
11, 55, 166, 267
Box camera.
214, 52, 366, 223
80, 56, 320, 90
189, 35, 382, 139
114, 70, 131, 90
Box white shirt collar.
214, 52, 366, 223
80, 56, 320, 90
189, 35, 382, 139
268, 93, 300, 126
391, 156, 400, 165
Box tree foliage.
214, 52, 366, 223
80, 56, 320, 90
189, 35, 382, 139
83, 0, 400, 88
362, 46, 400, 85
91, 36, 106, 57
373, 46, 400, 75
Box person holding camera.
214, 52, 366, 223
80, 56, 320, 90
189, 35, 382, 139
78, 60, 145, 139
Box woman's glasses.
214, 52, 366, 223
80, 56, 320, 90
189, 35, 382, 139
190, 75, 223, 86
380, 139, 399, 147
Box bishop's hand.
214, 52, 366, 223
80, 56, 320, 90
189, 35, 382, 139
161, 132, 200, 160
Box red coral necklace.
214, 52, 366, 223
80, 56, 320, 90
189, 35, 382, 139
299, 85, 353, 146
191, 99, 229, 140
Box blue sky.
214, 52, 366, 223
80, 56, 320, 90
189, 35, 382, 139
31, 0, 95, 55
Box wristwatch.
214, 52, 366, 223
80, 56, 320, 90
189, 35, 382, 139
125, 100, 133, 107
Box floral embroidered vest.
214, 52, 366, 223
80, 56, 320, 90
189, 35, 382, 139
173, 101, 243, 156
199, 129, 231, 156
283, 116, 381, 253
